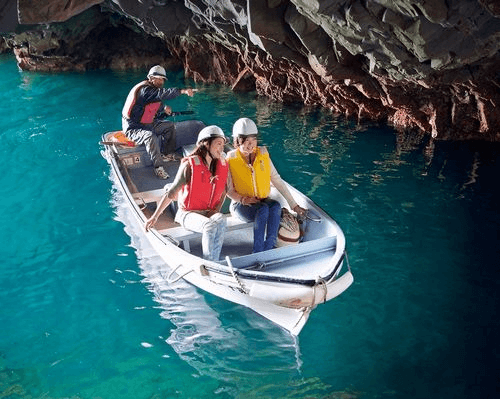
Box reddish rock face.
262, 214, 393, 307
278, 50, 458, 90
17, 0, 103, 23
2, 0, 499, 141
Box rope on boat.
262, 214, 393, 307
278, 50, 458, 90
345, 250, 352, 271
315, 277, 328, 304
226, 256, 249, 294
292, 309, 307, 331
292, 277, 328, 331
167, 264, 193, 284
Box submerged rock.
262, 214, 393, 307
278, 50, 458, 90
1, 0, 499, 140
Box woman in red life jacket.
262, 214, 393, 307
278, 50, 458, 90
145, 125, 230, 261
122, 65, 197, 179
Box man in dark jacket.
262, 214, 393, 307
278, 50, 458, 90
122, 65, 196, 179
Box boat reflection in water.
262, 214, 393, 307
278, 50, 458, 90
112, 186, 304, 392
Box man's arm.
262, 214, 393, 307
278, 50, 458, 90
141, 85, 180, 103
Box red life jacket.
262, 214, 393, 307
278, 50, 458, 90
179, 156, 229, 211
122, 81, 162, 124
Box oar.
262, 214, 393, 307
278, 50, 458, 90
159, 110, 195, 119
170, 110, 195, 116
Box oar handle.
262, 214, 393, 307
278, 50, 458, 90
159, 110, 195, 119
172, 110, 195, 116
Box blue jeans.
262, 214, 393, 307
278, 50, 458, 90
231, 198, 281, 253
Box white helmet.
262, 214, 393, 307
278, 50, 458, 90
196, 125, 227, 145
147, 65, 167, 79
232, 117, 258, 138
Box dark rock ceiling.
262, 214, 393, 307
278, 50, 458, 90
1, 0, 499, 140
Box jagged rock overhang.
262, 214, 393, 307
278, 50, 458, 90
1, 0, 499, 141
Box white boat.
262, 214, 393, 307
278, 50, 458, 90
101, 120, 353, 335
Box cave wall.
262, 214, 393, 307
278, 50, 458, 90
1, 0, 499, 140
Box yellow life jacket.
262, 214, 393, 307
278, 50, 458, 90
228, 147, 271, 199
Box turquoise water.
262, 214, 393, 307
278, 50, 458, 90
1, 54, 499, 398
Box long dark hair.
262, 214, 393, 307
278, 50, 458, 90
191, 138, 218, 176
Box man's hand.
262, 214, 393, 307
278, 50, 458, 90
181, 88, 198, 97
163, 105, 172, 115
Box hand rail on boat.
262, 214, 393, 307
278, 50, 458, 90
150, 228, 181, 246
202, 250, 346, 287
304, 209, 322, 222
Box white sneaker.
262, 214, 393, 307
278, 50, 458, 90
154, 166, 169, 179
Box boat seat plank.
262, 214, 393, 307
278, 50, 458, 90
222, 235, 337, 269
157, 215, 253, 252
132, 188, 166, 205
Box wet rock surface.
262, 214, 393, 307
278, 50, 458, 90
1, 0, 499, 140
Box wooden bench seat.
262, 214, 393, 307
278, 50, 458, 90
133, 186, 253, 252
132, 188, 166, 207
157, 215, 253, 252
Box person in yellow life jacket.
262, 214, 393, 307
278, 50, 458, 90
227, 118, 307, 253
122, 65, 197, 179
145, 125, 230, 261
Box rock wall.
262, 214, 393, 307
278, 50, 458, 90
1, 0, 499, 140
